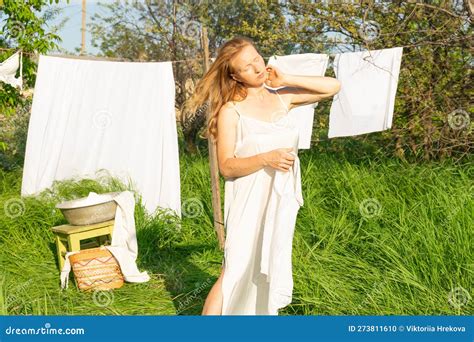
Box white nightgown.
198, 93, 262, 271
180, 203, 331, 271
221, 86, 304, 315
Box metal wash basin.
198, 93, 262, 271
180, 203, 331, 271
55, 191, 121, 226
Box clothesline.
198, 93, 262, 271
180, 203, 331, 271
0, 40, 434, 64
0, 46, 341, 62
1, 44, 407, 145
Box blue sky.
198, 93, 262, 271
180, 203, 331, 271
46, 0, 106, 55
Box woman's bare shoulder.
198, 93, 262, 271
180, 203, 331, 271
218, 101, 239, 122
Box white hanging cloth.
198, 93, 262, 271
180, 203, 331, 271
0, 50, 23, 90
267, 53, 329, 149
328, 47, 403, 138
21, 55, 181, 217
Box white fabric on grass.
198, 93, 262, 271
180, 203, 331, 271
61, 191, 149, 289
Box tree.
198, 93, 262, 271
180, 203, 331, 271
76, 0, 474, 160
0, 0, 64, 169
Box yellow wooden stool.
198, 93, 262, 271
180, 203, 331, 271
51, 219, 115, 271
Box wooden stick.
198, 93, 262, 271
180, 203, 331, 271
201, 26, 225, 250
81, 0, 86, 55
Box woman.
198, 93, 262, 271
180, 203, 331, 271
185, 36, 340, 315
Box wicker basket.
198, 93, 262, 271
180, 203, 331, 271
68, 246, 124, 291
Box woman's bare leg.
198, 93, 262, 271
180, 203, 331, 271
201, 266, 225, 315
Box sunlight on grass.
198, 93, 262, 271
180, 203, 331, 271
0, 146, 472, 315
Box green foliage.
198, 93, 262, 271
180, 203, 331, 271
89, 0, 473, 161
0, 142, 472, 315
0, 0, 64, 82
0, 0, 67, 165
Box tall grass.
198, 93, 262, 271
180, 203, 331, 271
286, 149, 473, 315
0, 168, 180, 315
0, 142, 472, 315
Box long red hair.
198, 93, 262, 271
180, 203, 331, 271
183, 36, 259, 143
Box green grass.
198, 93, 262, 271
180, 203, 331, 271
0, 141, 472, 315
288, 150, 473, 315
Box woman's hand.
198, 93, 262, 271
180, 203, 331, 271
261, 147, 295, 172
264, 65, 287, 88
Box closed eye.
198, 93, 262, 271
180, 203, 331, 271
243, 56, 260, 71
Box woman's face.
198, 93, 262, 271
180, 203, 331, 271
230, 45, 267, 86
